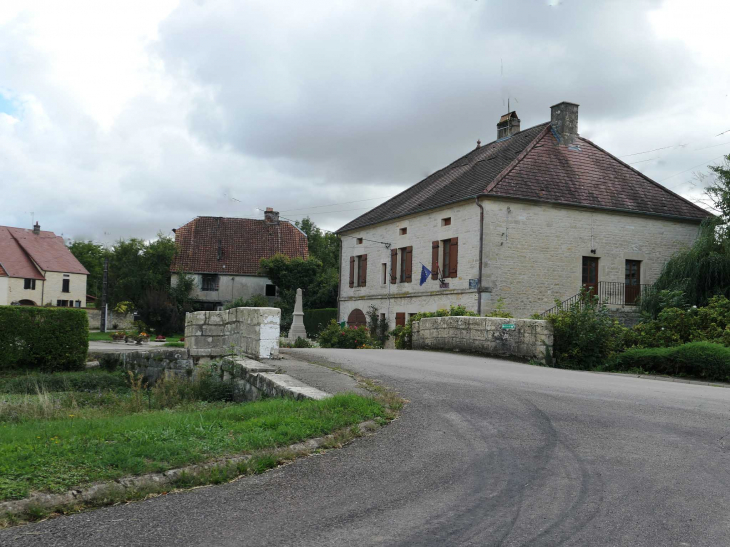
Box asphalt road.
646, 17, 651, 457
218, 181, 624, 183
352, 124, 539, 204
4, 349, 730, 546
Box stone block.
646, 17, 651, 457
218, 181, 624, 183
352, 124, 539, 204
202, 325, 225, 336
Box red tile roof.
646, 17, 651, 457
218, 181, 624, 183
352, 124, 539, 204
3, 227, 89, 275
170, 216, 308, 275
0, 227, 46, 279
338, 122, 710, 232
0, 263, 7, 277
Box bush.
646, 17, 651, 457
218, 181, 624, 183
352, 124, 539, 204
293, 337, 312, 348
0, 306, 88, 372
391, 305, 479, 349
318, 320, 373, 349
303, 308, 338, 337
547, 290, 625, 369
224, 294, 270, 310
365, 305, 389, 348
610, 342, 730, 382
0, 370, 129, 394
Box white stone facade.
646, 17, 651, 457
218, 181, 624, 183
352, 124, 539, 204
338, 198, 701, 324
2, 272, 86, 308
172, 273, 277, 310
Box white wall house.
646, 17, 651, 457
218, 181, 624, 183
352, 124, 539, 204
170, 210, 308, 311
0, 223, 88, 308
336, 102, 708, 329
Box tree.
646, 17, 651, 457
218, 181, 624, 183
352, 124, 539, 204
295, 217, 340, 270
66, 240, 108, 298
705, 154, 730, 223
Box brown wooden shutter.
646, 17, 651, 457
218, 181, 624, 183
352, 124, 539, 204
360, 254, 367, 287
390, 248, 398, 284
449, 237, 458, 278
395, 312, 406, 327
349, 256, 355, 288
431, 241, 439, 280
405, 246, 413, 283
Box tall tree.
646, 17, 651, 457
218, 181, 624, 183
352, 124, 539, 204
66, 240, 108, 298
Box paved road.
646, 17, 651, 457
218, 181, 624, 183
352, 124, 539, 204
5, 349, 730, 546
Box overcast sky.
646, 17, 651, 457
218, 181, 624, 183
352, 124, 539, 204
1, 0, 729, 244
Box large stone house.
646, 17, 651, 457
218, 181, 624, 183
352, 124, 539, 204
170, 209, 308, 310
0, 222, 88, 307
336, 102, 709, 328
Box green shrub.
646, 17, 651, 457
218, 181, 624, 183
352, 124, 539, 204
303, 308, 337, 337
0, 306, 88, 372
611, 342, 730, 382
318, 320, 373, 349
293, 337, 312, 348
486, 297, 513, 319
391, 306, 479, 349
547, 290, 625, 369
0, 370, 129, 394
365, 305, 389, 348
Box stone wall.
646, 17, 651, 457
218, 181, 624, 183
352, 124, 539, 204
185, 307, 280, 359
412, 316, 553, 362
98, 349, 195, 384
171, 273, 278, 307
86, 308, 135, 331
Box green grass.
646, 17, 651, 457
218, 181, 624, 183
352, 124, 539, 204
164, 341, 185, 348
0, 370, 129, 394
0, 394, 384, 501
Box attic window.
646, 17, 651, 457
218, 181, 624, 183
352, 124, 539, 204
399, 227, 407, 236
356, 238, 363, 244
441, 217, 451, 227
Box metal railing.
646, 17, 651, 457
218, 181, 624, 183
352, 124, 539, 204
539, 282, 652, 318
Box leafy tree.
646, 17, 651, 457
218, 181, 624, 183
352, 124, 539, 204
295, 217, 340, 270
67, 240, 108, 298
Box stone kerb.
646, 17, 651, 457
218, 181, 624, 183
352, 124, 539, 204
185, 307, 280, 360
412, 316, 553, 362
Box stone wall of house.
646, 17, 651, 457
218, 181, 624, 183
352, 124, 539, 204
480, 198, 701, 318
184, 307, 280, 359
86, 309, 135, 331
172, 273, 277, 308
338, 197, 702, 326
412, 316, 553, 362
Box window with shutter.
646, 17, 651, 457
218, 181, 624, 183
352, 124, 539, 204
390, 248, 398, 284
405, 246, 413, 283
359, 254, 367, 286
349, 256, 355, 288
395, 312, 406, 327
449, 237, 458, 278
432, 241, 439, 280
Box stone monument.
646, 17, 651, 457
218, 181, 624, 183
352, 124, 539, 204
288, 288, 308, 341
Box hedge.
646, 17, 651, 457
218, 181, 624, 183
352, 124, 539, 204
0, 306, 88, 372
303, 308, 338, 337
611, 342, 730, 382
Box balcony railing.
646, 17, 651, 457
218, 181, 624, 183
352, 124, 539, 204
539, 282, 652, 318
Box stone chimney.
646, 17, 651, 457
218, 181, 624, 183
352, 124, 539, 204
32, 221, 40, 235
264, 207, 280, 225
497, 111, 520, 139
550, 101, 579, 145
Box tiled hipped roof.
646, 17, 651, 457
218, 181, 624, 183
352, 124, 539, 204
0, 226, 88, 279
170, 217, 308, 276
337, 123, 709, 232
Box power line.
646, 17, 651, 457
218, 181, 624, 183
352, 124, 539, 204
659, 154, 727, 183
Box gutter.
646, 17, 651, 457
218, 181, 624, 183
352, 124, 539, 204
475, 196, 485, 315
337, 236, 343, 322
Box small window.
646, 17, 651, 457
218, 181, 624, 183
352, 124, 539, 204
381, 263, 387, 285
201, 274, 219, 291
442, 217, 451, 226
409, 312, 417, 320
62, 279, 70, 293
356, 238, 363, 244
399, 227, 407, 235
265, 284, 277, 297
24, 279, 36, 290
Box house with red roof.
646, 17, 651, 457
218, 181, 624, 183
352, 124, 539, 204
170, 209, 308, 311
336, 101, 711, 328
0, 222, 89, 307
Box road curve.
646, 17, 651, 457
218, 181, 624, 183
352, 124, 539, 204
4, 349, 730, 546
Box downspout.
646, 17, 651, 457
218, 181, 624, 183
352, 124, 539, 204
475, 196, 484, 316
337, 236, 343, 323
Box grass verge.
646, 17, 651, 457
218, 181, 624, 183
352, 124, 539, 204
0, 393, 384, 502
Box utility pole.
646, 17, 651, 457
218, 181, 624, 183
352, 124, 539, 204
100, 258, 109, 332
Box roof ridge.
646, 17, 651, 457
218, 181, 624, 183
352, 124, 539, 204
483, 124, 553, 195
578, 137, 712, 218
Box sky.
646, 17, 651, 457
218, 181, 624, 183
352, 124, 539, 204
1, 0, 729, 244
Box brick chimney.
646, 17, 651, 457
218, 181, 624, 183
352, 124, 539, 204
264, 207, 280, 225
497, 111, 520, 139
32, 221, 40, 235
550, 101, 579, 145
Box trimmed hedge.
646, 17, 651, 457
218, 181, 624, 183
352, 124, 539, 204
303, 308, 338, 337
611, 342, 730, 382
0, 306, 88, 372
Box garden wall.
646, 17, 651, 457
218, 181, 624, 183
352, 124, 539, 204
412, 316, 553, 362
185, 307, 280, 360
85, 308, 135, 331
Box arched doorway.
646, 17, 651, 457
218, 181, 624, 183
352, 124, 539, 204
347, 308, 367, 328
18, 299, 37, 306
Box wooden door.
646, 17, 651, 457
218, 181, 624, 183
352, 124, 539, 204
625, 260, 641, 304
395, 312, 406, 327
582, 257, 599, 295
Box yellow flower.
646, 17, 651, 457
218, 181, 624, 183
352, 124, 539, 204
68, 414, 75, 417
